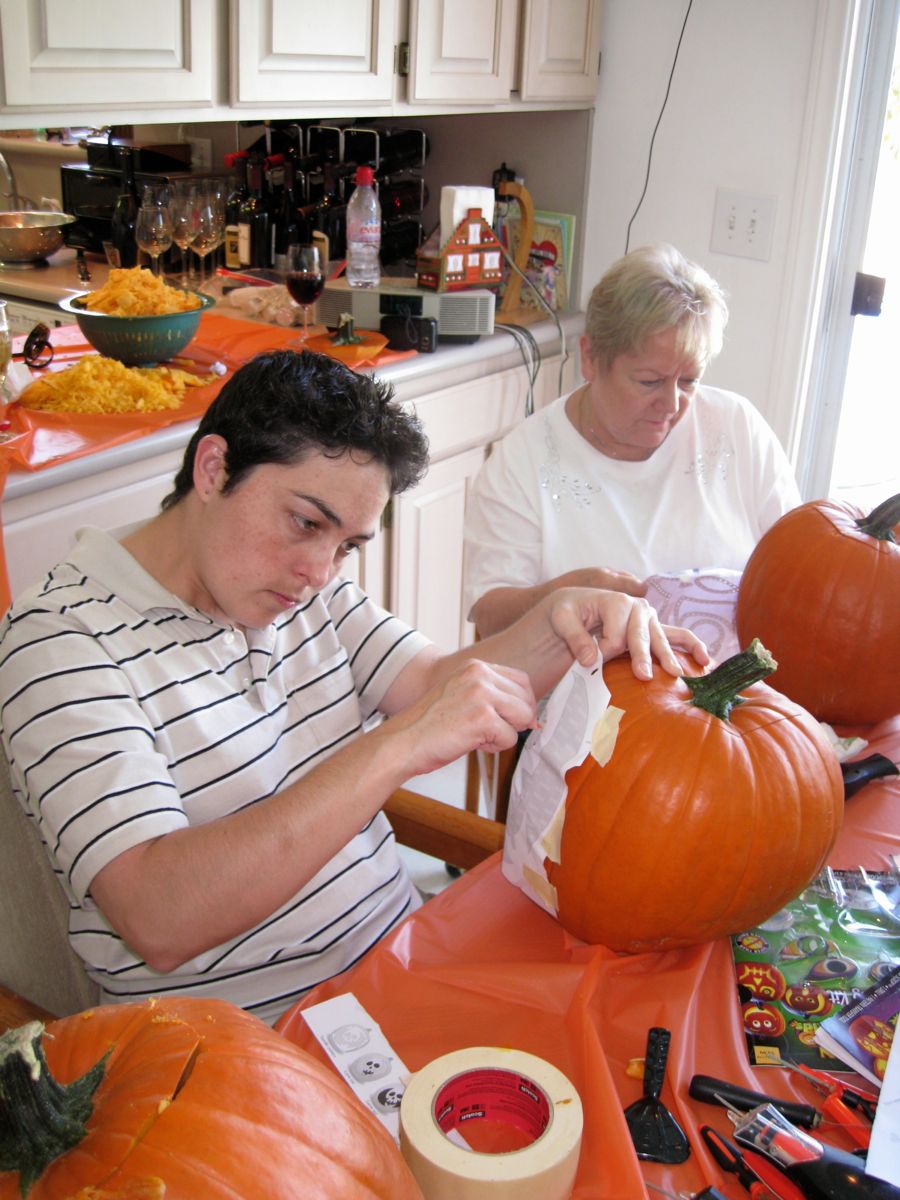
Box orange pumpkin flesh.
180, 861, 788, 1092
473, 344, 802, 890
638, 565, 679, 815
735, 491, 900, 724
0, 998, 423, 1200
546, 643, 844, 953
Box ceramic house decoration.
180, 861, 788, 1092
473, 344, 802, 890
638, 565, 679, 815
416, 206, 504, 292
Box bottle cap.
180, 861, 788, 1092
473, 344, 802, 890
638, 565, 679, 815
355, 165, 375, 186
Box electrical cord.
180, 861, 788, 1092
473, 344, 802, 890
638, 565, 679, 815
496, 238, 569, 405
496, 321, 542, 416
623, 0, 693, 253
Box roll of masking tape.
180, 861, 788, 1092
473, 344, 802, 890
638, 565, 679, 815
399, 1047, 583, 1199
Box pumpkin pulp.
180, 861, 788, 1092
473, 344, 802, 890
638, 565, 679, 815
0, 1021, 106, 1197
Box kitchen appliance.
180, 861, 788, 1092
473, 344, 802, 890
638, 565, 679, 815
60, 162, 221, 255
317, 277, 495, 342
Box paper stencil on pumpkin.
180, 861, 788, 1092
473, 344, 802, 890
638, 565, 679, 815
502, 660, 619, 916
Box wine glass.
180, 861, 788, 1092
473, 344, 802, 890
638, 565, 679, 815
135, 187, 174, 277
191, 182, 225, 289
285, 244, 324, 343
170, 181, 198, 286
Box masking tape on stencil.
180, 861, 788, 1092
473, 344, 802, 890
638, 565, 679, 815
399, 1047, 583, 1199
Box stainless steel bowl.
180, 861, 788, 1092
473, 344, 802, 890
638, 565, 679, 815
0, 211, 77, 265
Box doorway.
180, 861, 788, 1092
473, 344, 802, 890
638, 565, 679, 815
798, 0, 900, 509
831, 15, 900, 509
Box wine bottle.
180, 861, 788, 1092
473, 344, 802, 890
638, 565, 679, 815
223, 150, 249, 270
271, 156, 303, 273
110, 146, 140, 269
312, 158, 346, 262
238, 156, 270, 268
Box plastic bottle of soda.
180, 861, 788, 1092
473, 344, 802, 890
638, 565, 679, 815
345, 165, 381, 288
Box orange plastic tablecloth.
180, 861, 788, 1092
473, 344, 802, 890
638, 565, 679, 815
0, 314, 414, 613
277, 715, 900, 1199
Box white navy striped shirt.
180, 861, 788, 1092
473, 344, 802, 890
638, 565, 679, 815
0, 528, 429, 1024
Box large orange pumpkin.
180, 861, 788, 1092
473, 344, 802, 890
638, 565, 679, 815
0, 997, 422, 1200
735, 491, 900, 724
545, 642, 844, 952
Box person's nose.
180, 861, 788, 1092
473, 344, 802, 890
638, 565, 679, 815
655, 381, 681, 416
297, 543, 335, 590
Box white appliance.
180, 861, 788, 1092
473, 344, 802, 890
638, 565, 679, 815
0, 295, 67, 337
318, 277, 495, 342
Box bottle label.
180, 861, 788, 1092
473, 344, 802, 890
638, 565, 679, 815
225, 225, 241, 270
353, 220, 381, 245
237, 222, 251, 267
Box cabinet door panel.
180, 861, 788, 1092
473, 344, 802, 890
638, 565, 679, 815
232, 0, 396, 105
519, 0, 602, 102
391, 446, 486, 652
0, 0, 214, 109
408, 0, 518, 103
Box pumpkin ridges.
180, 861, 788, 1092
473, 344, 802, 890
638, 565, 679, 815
548, 654, 843, 953
736, 494, 900, 723
0, 1000, 423, 1200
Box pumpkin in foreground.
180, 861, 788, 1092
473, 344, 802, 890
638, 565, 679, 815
735, 491, 900, 725
545, 641, 844, 952
0, 997, 423, 1200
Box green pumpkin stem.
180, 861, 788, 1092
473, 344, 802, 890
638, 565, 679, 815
682, 637, 778, 721
854, 491, 900, 542
0, 1020, 106, 1198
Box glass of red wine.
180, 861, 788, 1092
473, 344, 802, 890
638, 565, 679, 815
286, 243, 325, 343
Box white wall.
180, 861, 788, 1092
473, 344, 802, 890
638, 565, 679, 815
582, 0, 854, 455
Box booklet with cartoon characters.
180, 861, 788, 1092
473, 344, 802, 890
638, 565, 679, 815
813, 963, 899, 1086
730, 867, 900, 1068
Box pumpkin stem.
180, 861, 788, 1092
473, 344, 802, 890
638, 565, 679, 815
854, 491, 900, 541
681, 638, 778, 721
0, 1020, 107, 1198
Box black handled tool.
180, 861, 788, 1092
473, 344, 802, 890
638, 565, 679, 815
689, 1074, 819, 1128
625, 1027, 691, 1163
841, 753, 898, 799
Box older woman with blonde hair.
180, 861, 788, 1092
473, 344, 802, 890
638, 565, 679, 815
463, 243, 800, 644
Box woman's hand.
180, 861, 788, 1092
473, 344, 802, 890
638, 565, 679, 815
544, 588, 710, 678
380, 659, 536, 777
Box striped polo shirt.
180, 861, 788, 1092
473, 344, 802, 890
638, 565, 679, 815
0, 527, 430, 1024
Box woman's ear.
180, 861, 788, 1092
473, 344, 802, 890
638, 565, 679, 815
193, 434, 228, 501
579, 333, 599, 382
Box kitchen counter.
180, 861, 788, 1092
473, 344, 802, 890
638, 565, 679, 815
0, 245, 109, 306
0, 297, 582, 608
4, 307, 583, 501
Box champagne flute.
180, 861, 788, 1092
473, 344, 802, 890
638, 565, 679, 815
191, 182, 225, 289
135, 194, 174, 277
285, 244, 324, 343
170, 182, 198, 286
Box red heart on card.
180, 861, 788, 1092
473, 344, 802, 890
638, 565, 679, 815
530, 239, 558, 266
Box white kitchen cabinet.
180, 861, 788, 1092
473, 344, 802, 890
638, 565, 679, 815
230, 0, 398, 107
391, 347, 578, 651
0, 0, 216, 112
407, 0, 600, 106
0, 0, 600, 123
519, 0, 602, 102
2, 448, 184, 601
407, 0, 519, 105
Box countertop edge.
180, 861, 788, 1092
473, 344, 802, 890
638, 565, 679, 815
4, 311, 584, 502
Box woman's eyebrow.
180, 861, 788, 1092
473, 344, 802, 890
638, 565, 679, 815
293, 493, 343, 527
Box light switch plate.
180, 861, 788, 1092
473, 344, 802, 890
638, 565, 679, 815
710, 188, 777, 261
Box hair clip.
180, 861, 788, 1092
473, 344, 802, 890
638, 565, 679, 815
19, 322, 55, 368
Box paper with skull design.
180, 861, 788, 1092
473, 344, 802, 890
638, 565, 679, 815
501, 659, 618, 917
